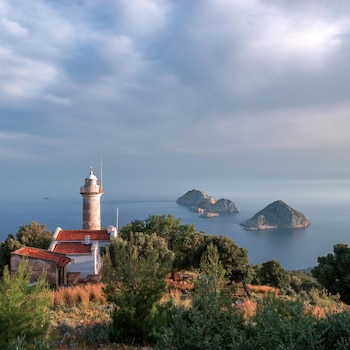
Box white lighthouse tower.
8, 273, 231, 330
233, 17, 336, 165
80, 168, 103, 230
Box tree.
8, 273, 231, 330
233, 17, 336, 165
242, 263, 262, 284
196, 242, 226, 295
118, 215, 248, 280
0, 259, 50, 348
312, 243, 350, 303
0, 235, 23, 276
205, 235, 248, 281
16, 221, 53, 249
119, 214, 197, 253
105, 234, 174, 344
259, 260, 290, 289
0, 221, 53, 275
174, 231, 207, 270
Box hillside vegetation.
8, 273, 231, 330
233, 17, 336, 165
1, 216, 350, 349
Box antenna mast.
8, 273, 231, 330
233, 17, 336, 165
100, 154, 103, 188
116, 207, 119, 230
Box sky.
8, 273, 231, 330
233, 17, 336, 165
1, 0, 350, 201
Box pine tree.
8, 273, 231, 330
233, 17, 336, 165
105, 234, 174, 344
0, 259, 50, 348
196, 242, 226, 296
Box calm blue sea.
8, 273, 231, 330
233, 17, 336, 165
1, 180, 350, 271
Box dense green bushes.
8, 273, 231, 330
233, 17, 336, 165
154, 294, 350, 350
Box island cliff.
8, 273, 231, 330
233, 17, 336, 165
176, 189, 240, 216
240, 200, 311, 230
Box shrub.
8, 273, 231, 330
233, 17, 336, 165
315, 310, 350, 349
105, 236, 173, 345
244, 295, 323, 349
0, 259, 50, 348
155, 293, 245, 350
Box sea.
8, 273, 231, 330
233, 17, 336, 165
1, 180, 350, 271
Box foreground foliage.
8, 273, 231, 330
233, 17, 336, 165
104, 233, 174, 344
0, 221, 53, 276
0, 259, 50, 348
2, 217, 350, 348
312, 243, 350, 303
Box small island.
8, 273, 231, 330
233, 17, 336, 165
240, 200, 311, 230
176, 189, 240, 217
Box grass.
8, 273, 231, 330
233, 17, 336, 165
51, 282, 106, 308
248, 284, 279, 295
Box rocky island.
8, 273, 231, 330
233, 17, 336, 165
176, 189, 240, 217
240, 200, 311, 230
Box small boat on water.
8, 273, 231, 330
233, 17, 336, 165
199, 211, 219, 218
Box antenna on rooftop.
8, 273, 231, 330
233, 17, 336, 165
100, 154, 103, 188
116, 207, 119, 230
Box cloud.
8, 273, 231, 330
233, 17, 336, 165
113, 0, 171, 39
1, 0, 350, 198
1, 18, 28, 37
0, 130, 57, 160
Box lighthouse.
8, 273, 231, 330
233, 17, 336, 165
80, 168, 103, 230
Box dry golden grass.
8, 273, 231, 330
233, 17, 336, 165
237, 298, 257, 320
51, 283, 106, 308
247, 284, 279, 295
161, 286, 192, 309
309, 303, 347, 318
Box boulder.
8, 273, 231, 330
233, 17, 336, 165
240, 200, 310, 230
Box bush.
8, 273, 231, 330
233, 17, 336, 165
0, 259, 50, 348
155, 244, 245, 349
155, 294, 245, 350
105, 235, 173, 345
244, 295, 320, 349
315, 311, 350, 349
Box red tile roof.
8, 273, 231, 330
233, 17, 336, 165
11, 247, 71, 267
53, 242, 92, 255
56, 229, 110, 241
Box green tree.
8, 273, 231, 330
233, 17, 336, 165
105, 234, 174, 344
0, 235, 23, 276
0, 259, 50, 348
118, 215, 247, 280
205, 235, 248, 281
174, 231, 207, 270
119, 214, 196, 252
312, 243, 350, 303
16, 221, 53, 249
242, 263, 261, 284
259, 260, 291, 289
0, 221, 53, 276
196, 242, 226, 295
172, 232, 248, 278
289, 270, 321, 294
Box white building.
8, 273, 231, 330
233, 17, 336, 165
48, 169, 117, 279
48, 226, 117, 278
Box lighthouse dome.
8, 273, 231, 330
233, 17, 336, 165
86, 169, 98, 181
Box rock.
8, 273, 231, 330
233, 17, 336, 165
240, 200, 310, 230
176, 189, 240, 215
